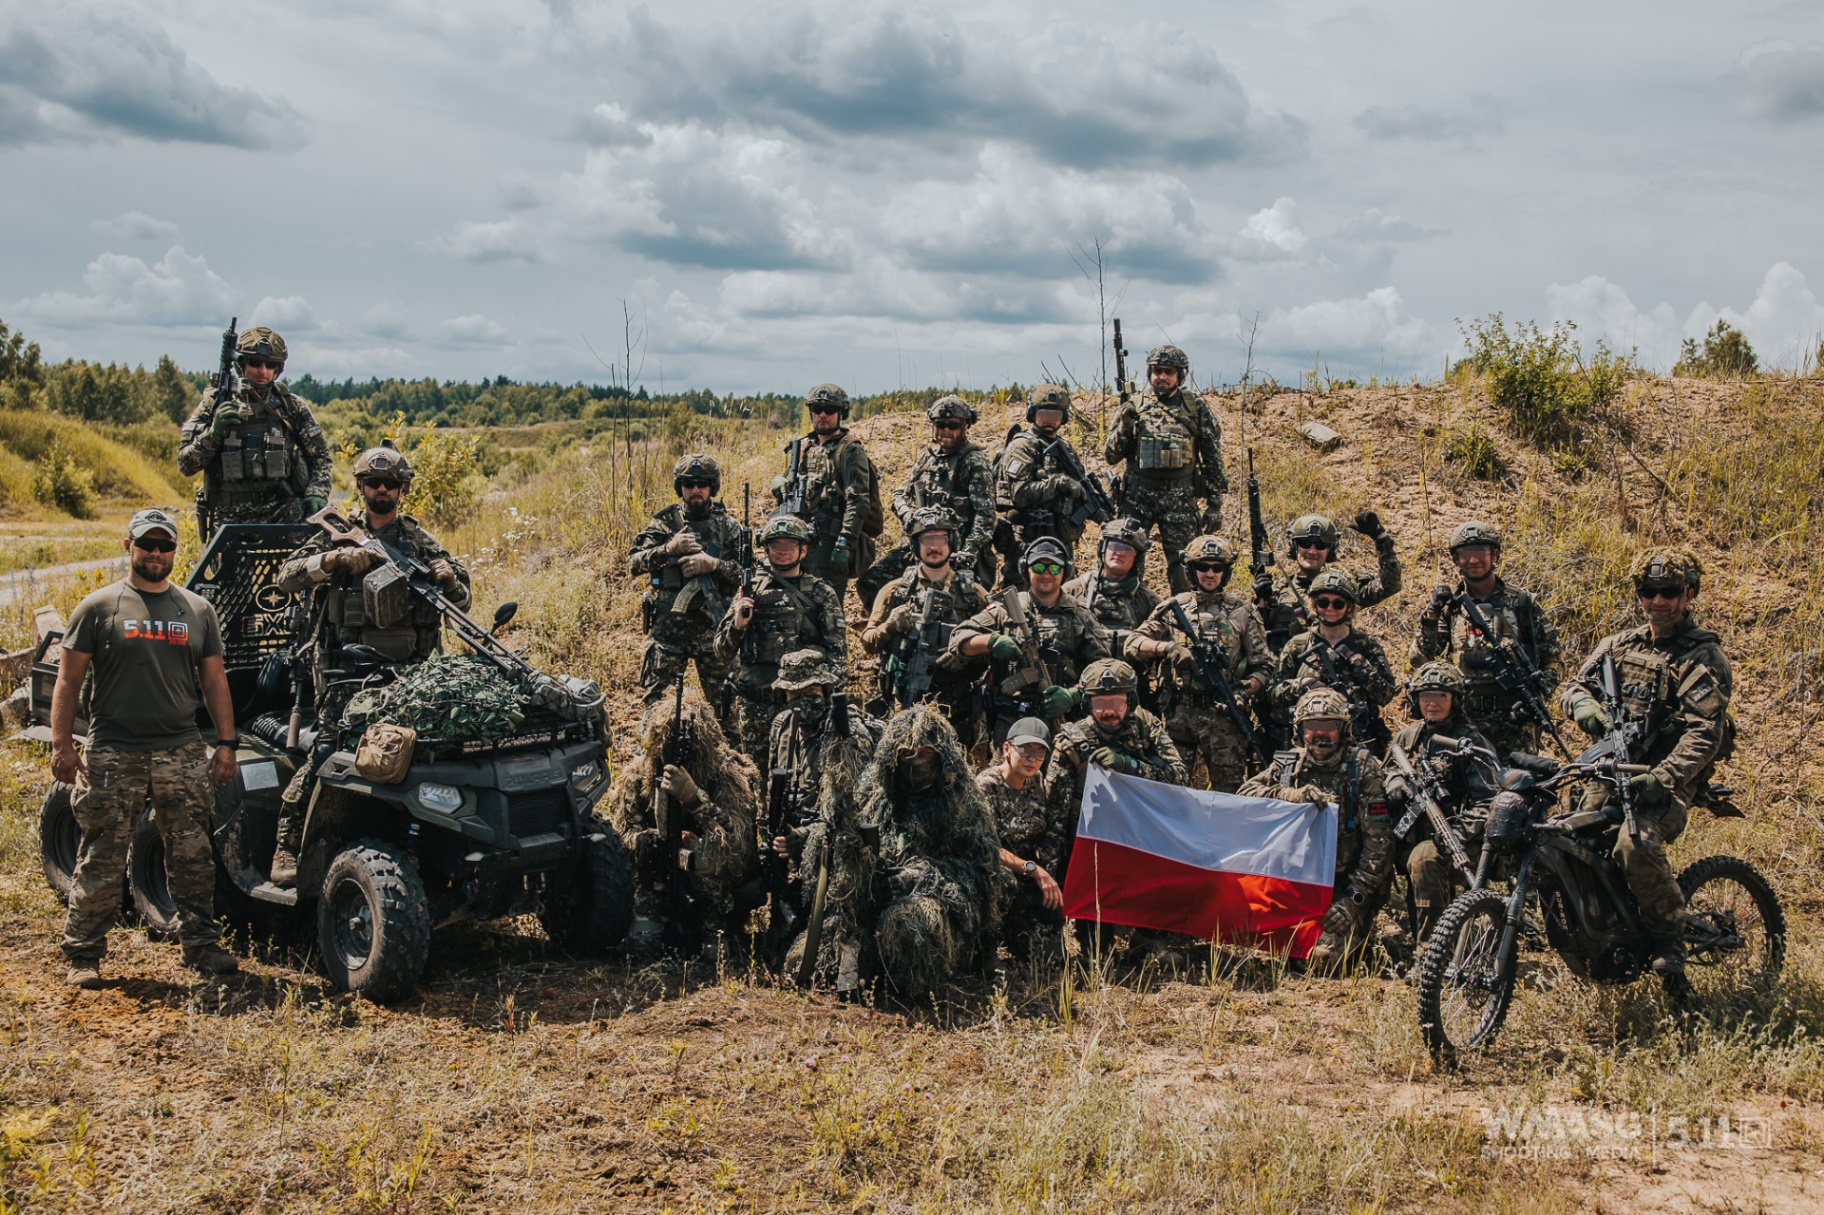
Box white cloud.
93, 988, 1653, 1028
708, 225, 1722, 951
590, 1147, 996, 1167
22, 245, 235, 326
420, 219, 552, 264
361, 303, 411, 339
1548, 263, 1824, 370
442, 314, 510, 344
1240, 198, 1307, 254
1355, 94, 1505, 144
250, 295, 317, 331
1732, 42, 1824, 121
1259, 287, 1433, 360
1692, 262, 1824, 368
1333, 209, 1444, 243
1545, 275, 1682, 363
90, 210, 179, 241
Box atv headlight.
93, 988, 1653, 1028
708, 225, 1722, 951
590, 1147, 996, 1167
569, 761, 603, 795
417, 782, 464, 812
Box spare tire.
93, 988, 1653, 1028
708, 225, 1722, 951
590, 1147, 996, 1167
540, 815, 634, 954
128, 805, 181, 940
38, 781, 80, 902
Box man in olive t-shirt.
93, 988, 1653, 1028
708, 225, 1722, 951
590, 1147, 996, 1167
50, 508, 241, 989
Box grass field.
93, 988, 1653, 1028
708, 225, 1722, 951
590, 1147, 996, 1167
2, 375, 1822, 1211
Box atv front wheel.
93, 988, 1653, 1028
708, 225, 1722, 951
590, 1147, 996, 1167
317, 840, 431, 1001
540, 816, 634, 954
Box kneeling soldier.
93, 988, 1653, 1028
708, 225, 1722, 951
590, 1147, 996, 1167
978, 718, 1066, 959
1264, 569, 1397, 753
1045, 660, 1188, 870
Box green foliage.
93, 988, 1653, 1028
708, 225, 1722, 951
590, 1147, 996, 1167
405, 429, 484, 527
1457, 313, 1633, 452
0, 317, 43, 386
0, 409, 191, 510
1675, 319, 1759, 379
1443, 416, 1503, 480
29, 440, 97, 518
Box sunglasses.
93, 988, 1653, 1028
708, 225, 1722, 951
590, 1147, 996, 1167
1191, 561, 1228, 574
933, 420, 965, 431
1312, 595, 1350, 610
679, 479, 714, 489
809, 405, 842, 416
1028, 560, 1065, 577
240, 358, 281, 370
1294, 539, 1330, 551
359, 477, 404, 492
1637, 585, 1684, 601
132, 537, 177, 553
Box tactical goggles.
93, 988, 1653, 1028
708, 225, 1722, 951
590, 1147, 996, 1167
932, 419, 966, 431
1636, 585, 1684, 601
131, 537, 177, 553
678, 478, 714, 489
808, 404, 842, 416
1027, 560, 1065, 577
239, 357, 281, 370
359, 477, 405, 491
1312, 595, 1351, 610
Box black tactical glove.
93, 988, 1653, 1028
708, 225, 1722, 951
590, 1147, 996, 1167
1350, 511, 1384, 539
1424, 583, 1454, 621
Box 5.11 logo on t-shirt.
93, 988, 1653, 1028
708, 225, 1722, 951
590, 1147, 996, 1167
122, 619, 192, 646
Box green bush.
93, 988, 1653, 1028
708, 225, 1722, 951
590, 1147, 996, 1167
1444, 417, 1503, 480
30, 440, 96, 518
1674, 319, 1758, 379
406, 429, 484, 528
1457, 314, 1633, 451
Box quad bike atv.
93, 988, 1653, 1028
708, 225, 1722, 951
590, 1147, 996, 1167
25, 522, 633, 1000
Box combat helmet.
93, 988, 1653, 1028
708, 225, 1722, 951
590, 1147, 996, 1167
757, 512, 814, 547
1146, 344, 1190, 376
236, 326, 287, 367
906, 505, 960, 552
673, 452, 721, 495
1098, 517, 1151, 574
1019, 534, 1074, 579
1307, 568, 1360, 605
1026, 383, 1071, 424
805, 382, 850, 419
774, 648, 838, 693
1293, 686, 1353, 728
928, 394, 977, 426
1406, 660, 1465, 717
1079, 658, 1139, 703
1181, 534, 1235, 571
1630, 545, 1702, 593
353, 439, 414, 484
1286, 514, 1340, 559
1448, 520, 1503, 553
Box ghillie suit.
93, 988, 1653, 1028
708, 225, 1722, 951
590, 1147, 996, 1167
607, 686, 760, 954
820, 706, 1001, 1001
776, 692, 877, 980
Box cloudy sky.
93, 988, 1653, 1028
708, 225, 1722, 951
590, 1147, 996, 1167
4, 0, 1824, 394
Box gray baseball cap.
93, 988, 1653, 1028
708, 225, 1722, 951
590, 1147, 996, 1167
1007, 717, 1052, 750
128, 508, 180, 539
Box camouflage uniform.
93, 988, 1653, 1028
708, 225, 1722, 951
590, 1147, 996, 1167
608, 689, 759, 955
993, 386, 1095, 588
780, 387, 880, 602
860, 563, 988, 735
1388, 686, 1499, 944
1260, 516, 1402, 655
1560, 549, 1732, 951
977, 762, 1068, 955
1265, 627, 1398, 753
1412, 577, 1562, 761
628, 467, 749, 723
177, 328, 332, 529
950, 586, 1112, 743
856, 397, 997, 602
1063, 518, 1161, 663
1238, 691, 1395, 971
1102, 349, 1227, 592
713, 545, 849, 765
822, 707, 1001, 1000
1134, 586, 1273, 793
271, 505, 471, 861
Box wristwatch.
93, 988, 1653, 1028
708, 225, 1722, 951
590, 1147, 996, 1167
1023, 860, 1037, 877
215, 736, 239, 749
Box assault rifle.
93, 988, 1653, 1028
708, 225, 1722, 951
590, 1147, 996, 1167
740, 483, 756, 599
890, 586, 953, 709
1247, 449, 1296, 650
1164, 599, 1269, 767
1112, 317, 1131, 403
1582, 652, 1649, 841
1044, 437, 1118, 527
994, 586, 1052, 707
653, 673, 700, 950
763, 729, 800, 951
209, 316, 239, 408
796, 692, 850, 988
1453, 592, 1573, 758
778, 437, 811, 524
1388, 737, 1477, 886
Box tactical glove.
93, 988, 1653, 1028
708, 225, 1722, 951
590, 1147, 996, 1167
1351, 511, 1384, 539
1382, 773, 1412, 804
1628, 771, 1668, 807
1423, 583, 1453, 622
661, 763, 700, 808
429, 557, 459, 588
1090, 746, 1138, 774
1322, 896, 1359, 935
769, 474, 787, 502
987, 634, 1025, 664
886, 603, 916, 635
208, 406, 240, 438
829, 541, 852, 576
303, 495, 326, 517
1041, 684, 1078, 719
664, 531, 703, 557
678, 553, 719, 578
1294, 784, 1334, 807
1199, 506, 1223, 534
1049, 475, 1084, 503
326, 547, 381, 576
1569, 698, 1610, 739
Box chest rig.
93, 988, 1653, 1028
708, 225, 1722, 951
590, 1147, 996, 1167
322, 525, 439, 663
212, 395, 296, 504
1133, 395, 1195, 479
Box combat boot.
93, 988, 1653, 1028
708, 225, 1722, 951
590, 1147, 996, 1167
1649, 938, 1685, 978
65, 961, 102, 990
184, 946, 241, 977
269, 847, 298, 886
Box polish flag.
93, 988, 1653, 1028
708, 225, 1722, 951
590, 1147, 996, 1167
1060, 767, 1337, 959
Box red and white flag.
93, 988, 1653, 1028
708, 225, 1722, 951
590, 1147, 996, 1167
1060, 766, 1337, 959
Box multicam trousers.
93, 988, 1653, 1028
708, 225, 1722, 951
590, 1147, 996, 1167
62, 742, 221, 962
1120, 478, 1213, 593
640, 639, 735, 733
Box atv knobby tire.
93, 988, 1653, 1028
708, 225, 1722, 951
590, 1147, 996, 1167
38, 781, 79, 902
317, 839, 431, 1001
1416, 887, 1519, 1064
128, 805, 181, 940
540, 815, 634, 954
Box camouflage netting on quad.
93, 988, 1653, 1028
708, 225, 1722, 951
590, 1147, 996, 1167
341, 654, 528, 746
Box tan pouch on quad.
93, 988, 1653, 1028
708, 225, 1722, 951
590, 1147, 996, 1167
355, 723, 417, 784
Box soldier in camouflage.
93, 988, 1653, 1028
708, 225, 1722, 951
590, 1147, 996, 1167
51, 509, 242, 987
1063, 518, 1160, 662
859, 507, 988, 735
1239, 688, 1394, 974
1260, 513, 1401, 655
822, 706, 1001, 1002
950, 536, 1112, 744
855, 395, 997, 604
1129, 536, 1273, 792
628, 453, 749, 727
993, 384, 1095, 589
978, 718, 1068, 959
1264, 569, 1398, 754
1102, 346, 1226, 593
1388, 663, 1499, 945
267, 443, 471, 885
779, 383, 880, 602
177, 327, 334, 532
714, 513, 849, 765
1045, 660, 1188, 871
1412, 520, 1563, 760
1559, 546, 1732, 979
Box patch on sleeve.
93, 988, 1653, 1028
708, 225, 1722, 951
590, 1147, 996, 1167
1366, 801, 1390, 816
